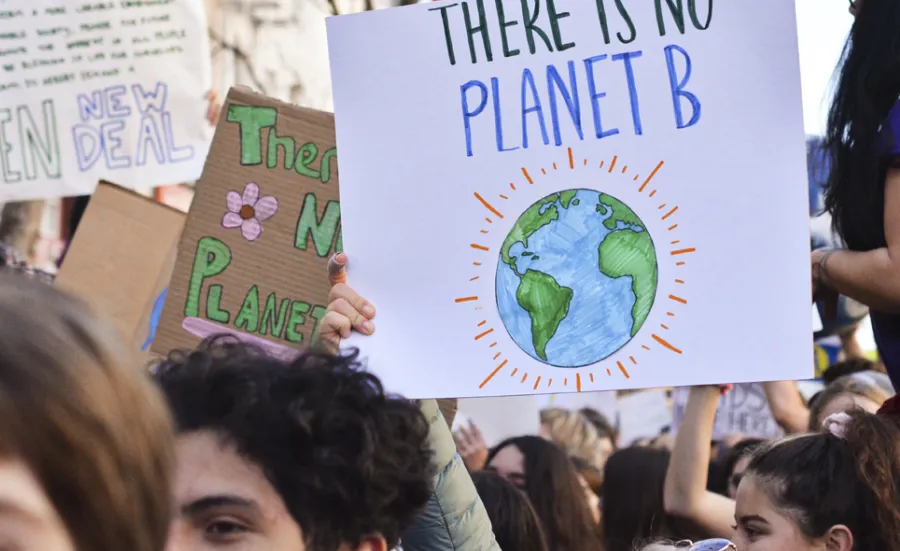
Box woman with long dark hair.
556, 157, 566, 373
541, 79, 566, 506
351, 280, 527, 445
471, 471, 549, 551
486, 435, 602, 551
813, 0, 900, 384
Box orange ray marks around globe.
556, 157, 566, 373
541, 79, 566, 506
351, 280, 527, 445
617, 361, 631, 378
621, 165, 628, 174
471, 244, 489, 251
479, 359, 508, 388
671, 240, 681, 245
533, 376, 542, 390
522, 168, 536, 184
662, 206, 679, 220
658, 203, 667, 210
642, 345, 651, 350
576, 373, 582, 392
668, 224, 678, 231
474, 192, 504, 219
639, 160, 665, 192
474, 328, 494, 340
493, 352, 502, 360
599, 160, 605, 169
510, 182, 517, 191
521, 372, 529, 383
564, 378, 568, 386
671, 248, 696, 256
473, 262, 482, 266
553, 162, 558, 170
590, 373, 595, 383
675, 279, 685, 284
634, 174, 640, 181
485, 218, 493, 224
649, 189, 657, 197
652, 334, 683, 354
661, 324, 670, 330
606, 368, 612, 376
568, 147, 575, 169
477, 320, 486, 326
480, 230, 489, 234
608, 155, 618, 173
541, 168, 547, 175
584, 158, 589, 166
676, 261, 686, 266
547, 378, 553, 388
499, 194, 509, 200
470, 276, 479, 281
489, 341, 497, 347
669, 294, 687, 304
630, 356, 637, 365
511, 367, 518, 377
667, 312, 676, 317
455, 296, 478, 303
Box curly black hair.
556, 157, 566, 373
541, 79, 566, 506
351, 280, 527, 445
152, 337, 434, 550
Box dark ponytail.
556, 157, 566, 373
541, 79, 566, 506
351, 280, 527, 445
747, 411, 900, 551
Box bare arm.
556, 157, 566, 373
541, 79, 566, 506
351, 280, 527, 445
664, 386, 735, 538
762, 381, 810, 434
814, 168, 900, 312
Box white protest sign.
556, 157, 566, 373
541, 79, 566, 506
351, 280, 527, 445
617, 388, 672, 446
452, 395, 540, 448
536, 390, 618, 425
328, 0, 811, 398
0, 0, 211, 200
671, 384, 784, 440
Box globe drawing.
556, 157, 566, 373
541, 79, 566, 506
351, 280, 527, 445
496, 189, 658, 368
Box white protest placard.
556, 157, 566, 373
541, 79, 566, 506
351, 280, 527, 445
0, 0, 211, 200
671, 384, 784, 441
536, 390, 618, 425
617, 388, 672, 446
452, 395, 541, 448
328, 0, 811, 398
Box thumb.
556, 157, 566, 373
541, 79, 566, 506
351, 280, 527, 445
328, 253, 348, 286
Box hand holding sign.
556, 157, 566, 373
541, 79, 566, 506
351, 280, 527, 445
319, 253, 376, 352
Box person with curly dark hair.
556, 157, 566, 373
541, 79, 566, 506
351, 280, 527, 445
812, 0, 900, 387
154, 339, 434, 551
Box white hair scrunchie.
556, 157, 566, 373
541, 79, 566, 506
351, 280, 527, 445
822, 412, 853, 439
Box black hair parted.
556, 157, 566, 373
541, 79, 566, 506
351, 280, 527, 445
152, 337, 434, 551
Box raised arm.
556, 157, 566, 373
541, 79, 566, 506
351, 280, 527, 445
762, 381, 810, 434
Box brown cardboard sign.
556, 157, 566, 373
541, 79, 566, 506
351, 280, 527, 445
56, 182, 185, 355
152, 87, 340, 358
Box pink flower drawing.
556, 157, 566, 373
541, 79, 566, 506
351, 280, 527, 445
222, 182, 278, 241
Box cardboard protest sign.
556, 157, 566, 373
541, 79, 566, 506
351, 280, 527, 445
327, 1, 812, 398
55, 181, 184, 355
671, 385, 784, 441
152, 87, 339, 358
0, 0, 211, 201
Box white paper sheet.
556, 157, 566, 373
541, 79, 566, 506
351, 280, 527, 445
329, 0, 812, 398
671, 384, 784, 441
0, 0, 211, 200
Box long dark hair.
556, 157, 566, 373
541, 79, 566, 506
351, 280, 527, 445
471, 471, 549, 551
602, 447, 679, 551
747, 412, 900, 550
824, 0, 900, 251
486, 436, 601, 551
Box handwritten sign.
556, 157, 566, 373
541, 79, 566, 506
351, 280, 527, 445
327, 1, 812, 398
0, 0, 211, 200
152, 87, 340, 358
671, 385, 784, 440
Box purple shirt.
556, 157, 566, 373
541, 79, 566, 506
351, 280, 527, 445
872, 99, 900, 388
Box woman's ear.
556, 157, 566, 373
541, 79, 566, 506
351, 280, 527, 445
823, 524, 853, 551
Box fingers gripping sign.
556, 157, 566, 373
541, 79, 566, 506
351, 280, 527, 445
319, 253, 377, 351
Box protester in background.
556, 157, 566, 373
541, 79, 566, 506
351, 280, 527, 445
814, 0, 900, 387
579, 406, 619, 449
807, 374, 889, 430
540, 407, 611, 473
602, 447, 687, 551
471, 471, 549, 551
711, 438, 765, 499
486, 435, 602, 551
155, 339, 434, 551
0, 274, 174, 551
454, 419, 490, 472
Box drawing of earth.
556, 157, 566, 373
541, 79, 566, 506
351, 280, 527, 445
496, 189, 658, 368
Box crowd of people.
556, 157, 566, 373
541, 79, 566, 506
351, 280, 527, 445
1, 0, 899, 550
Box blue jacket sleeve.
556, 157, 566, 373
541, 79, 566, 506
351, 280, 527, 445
400, 399, 501, 551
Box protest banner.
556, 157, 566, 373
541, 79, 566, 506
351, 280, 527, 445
617, 389, 672, 446
152, 87, 340, 358
452, 395, 541, 448
55, 181, 184, 357
327, 0, 812, 398
0, 0, 211, 200
671, 384, 784, 441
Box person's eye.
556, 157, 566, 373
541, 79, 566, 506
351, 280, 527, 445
204, 519, 250, 542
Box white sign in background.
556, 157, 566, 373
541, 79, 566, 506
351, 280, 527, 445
671, 384, 784, 441
329, 1, 812, 398
0, 0, 211, 200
